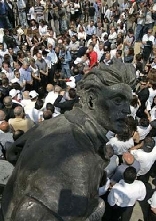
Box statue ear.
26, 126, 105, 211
87, 93, 96, 110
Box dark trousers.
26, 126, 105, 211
148, 207, 156, 221
48, 65, 55, 84
103, 202, 134, 221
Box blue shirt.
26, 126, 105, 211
86, 25, 96, 35
19, 67, 32, 82
0, 2, 7, 15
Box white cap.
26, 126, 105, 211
9, 89, 20, 98
148, 191, 156, 208
66, 76, 76, 88
29, 90, 39, 99
11, 78, 19, 84
152, 65, 156, 70
17, 27, 24, 36
38, 50, 42, 54
74, 57, 82, 65
58, 39, 63, 44
153, 4, 156, 11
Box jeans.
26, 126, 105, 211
18, 11, 28, 27
62, 64, 71, 78
0, 15, 12, 29
135, 24, 144, 42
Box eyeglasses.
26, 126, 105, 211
140, 83, 147, 86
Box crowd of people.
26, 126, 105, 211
0, 0, 156, 220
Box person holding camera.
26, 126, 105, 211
59, 46, 71, 79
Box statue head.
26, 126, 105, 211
77, 59, 136, 133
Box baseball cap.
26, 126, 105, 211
29, 90, 39, 99
74, 57, 82, 65
148, 191, 156, 208
9, 89, 20, 98
66, 76, 76, 88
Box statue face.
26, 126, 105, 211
95, 83, 132, 133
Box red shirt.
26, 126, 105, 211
89, 51, 98, 69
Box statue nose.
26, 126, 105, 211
122, 102, 130, 115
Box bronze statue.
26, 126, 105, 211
1, 60, 136, 221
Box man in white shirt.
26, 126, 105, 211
106, 167, 146, 221
131, 136, 156, 181
1, 61, 14, 83
142, 29, 155, 62
43, 84, 58, 109
148, 191, 156, 220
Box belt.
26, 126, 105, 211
18, 8, 26, 12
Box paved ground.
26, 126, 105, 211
130, 176, 156, 221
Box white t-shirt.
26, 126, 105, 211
137, 125, 152, 141
108, 179, 146, 207
131, 147, 156, 176
107, 136, 134, 155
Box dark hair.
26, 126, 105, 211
130, 95, 138, 108
43, 110, 52, 120
69, 88, 76, 99
128, 28, 134, 34
152, 84, 156, 90
125, 116, 137, 132
117, 127, 132, 141
116, 50, 122, 56
136, 53, 142, 62
139, 118, 149, 127
143, 136, 155, 152
13, 130, 24, 141
46, 103, 54, 113
128, 47, 134, 56
35, 99, 43, 110
2, 78, 9, 86
123, 167, 136, 184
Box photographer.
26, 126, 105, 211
59, 46, 71, 78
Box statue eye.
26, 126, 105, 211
113, 97, 123, 105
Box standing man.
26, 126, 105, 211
135, 2, 146, 42
106, 167, 146, 221
0, 0, 11, 29
47, 44, 58, 84
35, 50, 48, 90
59, 46, 71, 78
16, 0, 28, 28
87, 44, 98, 71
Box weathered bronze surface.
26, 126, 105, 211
1, 60, 136, 221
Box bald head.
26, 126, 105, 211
3, 96, 12, 107
0, 121, 10, 132
46, 84, 54, 92
54, 85, 62, 93
0, 110, 6, 121
123, 152, 134, 165
14, 106, 24, 117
